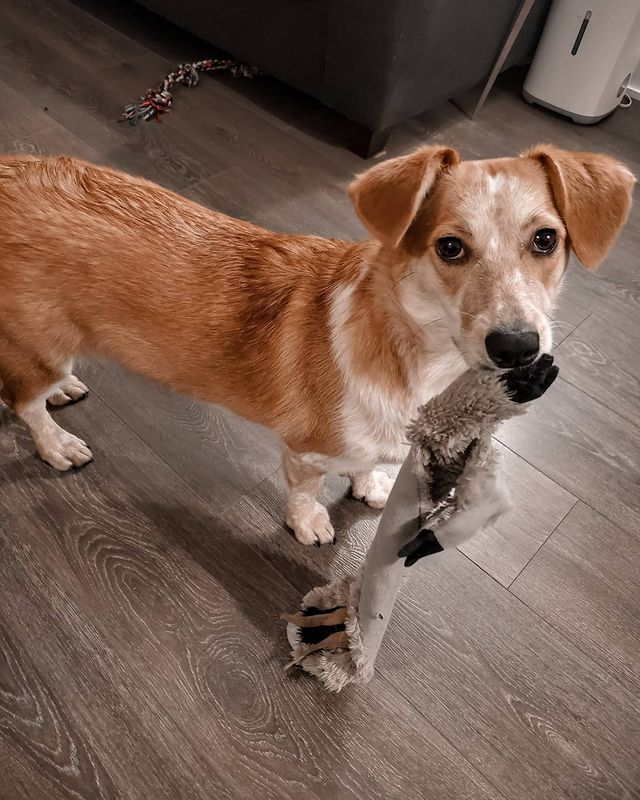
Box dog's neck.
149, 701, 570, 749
338, 255, 466, 404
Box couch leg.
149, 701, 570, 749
346, 121, 392, 158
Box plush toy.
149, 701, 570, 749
282, 355, 559, 692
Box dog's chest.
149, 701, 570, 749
340, 344, 465, 462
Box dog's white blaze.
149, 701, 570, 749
331, 282, 409, 463
329, 274, 466, 465
487, 173, 505, 195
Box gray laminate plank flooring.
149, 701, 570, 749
0, 1, 639, 798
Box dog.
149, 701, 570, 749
0, 145, 634, 544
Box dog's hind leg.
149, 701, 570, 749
47, 366, 89, 407
4, 361, 93, 470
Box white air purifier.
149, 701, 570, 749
523, 0, 640, 123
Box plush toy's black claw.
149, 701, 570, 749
398, 528, 444, 567
500, 353, 559, 404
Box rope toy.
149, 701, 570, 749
282, 355, 559, 692
120, 59, 258, 126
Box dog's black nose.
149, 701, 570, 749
485, 328, 539, 368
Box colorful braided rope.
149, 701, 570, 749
120, 59, 258, 126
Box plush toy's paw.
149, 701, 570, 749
398, 528, 444, 567
500, 353, 559, 404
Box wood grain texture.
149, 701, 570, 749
555, 313, 640, 429
512, 502, 640, 693
223, 486, 640, 800
0, 624, 118, 800
383, 552, 640, 800
458, 442, 577, 587
78, 360, 281, 513
0, 406, 238, 800
3, 0, 147, 67
0, 79, 101, 160
156, 77, 358, 239
0, 79, 54, 148
0, 397, 502, 800
496, 377, 640, 535
557, 263, 640, 338
185, 162, 358, 240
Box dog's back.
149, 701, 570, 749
0, 155, 362, 440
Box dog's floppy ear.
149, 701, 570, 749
348, 145, 460, 248
524, 144, 635, 270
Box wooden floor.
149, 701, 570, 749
1, 2, 639, 798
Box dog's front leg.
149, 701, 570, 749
283, 449, 335, 546
350, 469, 396, 509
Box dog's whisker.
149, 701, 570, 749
421, 317, 444, 330
391, 271, 415, 290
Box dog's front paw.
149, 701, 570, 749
351, 470, 395, 509
38, 430, 93, 471
287, 501, 336, 547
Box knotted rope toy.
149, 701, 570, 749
120, 59, 258, 126
282, 355, 559, 692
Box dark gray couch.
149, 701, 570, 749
135, 0, 551, 156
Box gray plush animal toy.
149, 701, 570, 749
282, 355, 558, 692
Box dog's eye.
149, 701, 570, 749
532, 228, 557, 254
436, 237, 465, 261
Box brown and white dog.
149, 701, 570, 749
0, 146, 634, 544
